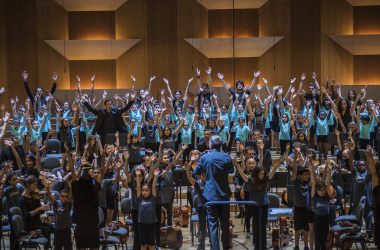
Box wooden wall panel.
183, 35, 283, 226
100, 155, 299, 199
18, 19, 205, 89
321, 0, 353, 35
259, 0, 291, 86
354, 6, 380, 35
354, 56, 380, 85
290, 0, 321, 85
321, 34, 353, 85
146, 0, 178, 97
209, 58, 259, 88
36, 0, 70, 90
177, 0, 209, 99
5, 0, 38, 102
69, 12, 115, 40
208, 9, 259, 38
0, 0, 7, 94
69, 60, 116, 89
115, 0, 146, 39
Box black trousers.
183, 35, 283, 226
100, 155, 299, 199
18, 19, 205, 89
252, 204, 268, 250
155, 204, 162, 246
280, 139, 291, 155
132, 209, 141, 250
206, 203, 230, 250
55, 227, 72, 250
313, 214, 329, 250
244, 191, 253, 233
197, 207, 207, 247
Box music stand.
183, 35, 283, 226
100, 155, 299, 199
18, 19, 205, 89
269, 172, 288, 194
104, 133, 128, 146
174, 168, 192, 207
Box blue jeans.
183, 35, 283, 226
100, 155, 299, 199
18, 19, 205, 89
205, 203, 230, 250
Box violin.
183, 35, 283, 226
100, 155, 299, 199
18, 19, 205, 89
30, 189, 45, 199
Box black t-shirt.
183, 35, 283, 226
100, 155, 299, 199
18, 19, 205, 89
137, 195, 157, 224
231, 90, 251, 108
173, 100, 184, 111
4, 185, 24, 209
19, 195, 43, 226
313, 193, 330, 216
103, 111, 118, 134
293, 177, 309, 208
128, 143, 141, 163
71, 176, 101, 224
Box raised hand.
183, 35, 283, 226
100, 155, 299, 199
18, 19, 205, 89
226, 83, 231, 90
114, 94, 120, 100
312, 72, 316, 80
91, 75, 95, 82
131, 75, 135, 82
150, 76, 156, 82
263, 78, 268, 85
217, 73, 224, 80
76, 75, 80, 82
0, 104, 5, 111
102, 90, 107, 99
257, 84, 262, 90
254, 71, 261, 78
301, 73, 306, 81
163, 78, 169, 85
291, 78, 296, 84
196, 68, 200, 76
212, 93, 218, 100
160, 89, 165, 96
44, 111, 49, 116
0, 87, 5, 94
182, 144, 189, 150
366, 145, 374, 157
206, 67, 212, 75
10, 98, 15, 105
335, 129, 340, 136
167, 96, 173, 102
22, 71, 28, 81
188, 77, 193, 84
81, 95, 89, 103
291, 87, 295, 93
131, 92, 137, 100
52, 72, 58, 82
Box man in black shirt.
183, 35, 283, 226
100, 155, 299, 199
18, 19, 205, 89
197, 129, 212, 153
0, 136, 25, 169
83, 95, 135, 146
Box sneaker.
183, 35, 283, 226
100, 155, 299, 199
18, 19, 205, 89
197, 243, 204, 250
294, 246, 300, 250
246, 233, 251, 239
304, 247, 310, 250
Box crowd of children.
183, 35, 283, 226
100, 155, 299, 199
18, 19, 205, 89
0, 69, 379, 250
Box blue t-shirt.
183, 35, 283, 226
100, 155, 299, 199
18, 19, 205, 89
219, 112, 230, 128
279, 121, 291, 140
9, 126, 24, 145
217, 126, 229, 144
80, 114, 94, 132
137, 195, 157, 224
313, 194, 330, 216
180, 127, 192, 144
30, 127, 42, 142
129, 110, 142, 123
196, 123, 205, 138
233, 125, 250, 143
321, 107, 334, 126
360, 122, 371, 140
235, 110, 247, 125
36, 113, 51, 132
316, 117, 328, 136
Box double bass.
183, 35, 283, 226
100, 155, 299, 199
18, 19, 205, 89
272, 217, 290, 249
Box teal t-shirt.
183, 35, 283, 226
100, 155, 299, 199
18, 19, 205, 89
279, 121, 291, 140
233, 125, 250, 143
180, 127, 192, 144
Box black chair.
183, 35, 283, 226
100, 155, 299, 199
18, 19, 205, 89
190, 195, 199, 246
267, 193, 280, 230
98, 207, 120, 249
51, 167, 63, 177
120, 198, 133, 226
124, 189, 130, 199
42, 157, 60, 171
12, 215, 48, 250
45, 139, 61, 158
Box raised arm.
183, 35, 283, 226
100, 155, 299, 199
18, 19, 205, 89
292, 148, 299, 181
217, 73, 232, 95
185, 161, 196, 186
298, 73, 307, 96
235, 155, 248, 183
269, 155, 284, 180
206, 67, 212, 93
248, 71, 260, 93
163, 78, 174, 100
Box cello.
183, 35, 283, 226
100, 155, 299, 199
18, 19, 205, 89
272, 217, 290, 249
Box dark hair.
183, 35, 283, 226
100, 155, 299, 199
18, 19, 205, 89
25, 154, 36, 167
315, 181, 327, 191
147, 117, 154, 121
6, 172, 17, 183
322, 98, 331, 108
238, 117, 246, 123
235, 80, 244, 88
131, 164, 145, 178
296, 131, 307, 141
87, 118, 94, 123
244, 146, 254, 154
13, 119, 20, 124
104, 99, 113, 106
255, 110, 262, 117
188, 105, 194, 111
140, 155, 149, 164
221, 105, 228, 110
10, 135, 19, 141
309, 83, 316, 88
201, 83, 209, 88
251, 166, 269, 190
361, 115, 370, 123
347, 89, 356, 101
256, 137, 265, 144
24, 175, 37, 187
161, 126, 172, 140
130, 134, 139, 141
253, 130, 260, 135
338, 98, 351, 113
297, 167, 310, 176
60, 190, 69, 195
174, 90, 181, 95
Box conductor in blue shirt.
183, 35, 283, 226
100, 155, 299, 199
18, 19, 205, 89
193, 135, 234, 250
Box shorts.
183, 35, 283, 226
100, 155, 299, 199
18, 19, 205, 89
309, 125, 316, 136
60, 143, 72, 153
317, 135, 328, 143
307, 210, 315, 224
294, 206, 309, 231
139, 223, 156, 246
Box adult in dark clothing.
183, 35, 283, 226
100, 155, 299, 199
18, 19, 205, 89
254, 138, 272, 172
22, 71, 57, 115
233, 167, 244, 218
193, 135, 234, 250
371, 161, 380, 248
19, 175, 53, 249
197, 129, 212, 153
71, 142, 103, 250
83, 95, 135, 146
0, 136, 26, 169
